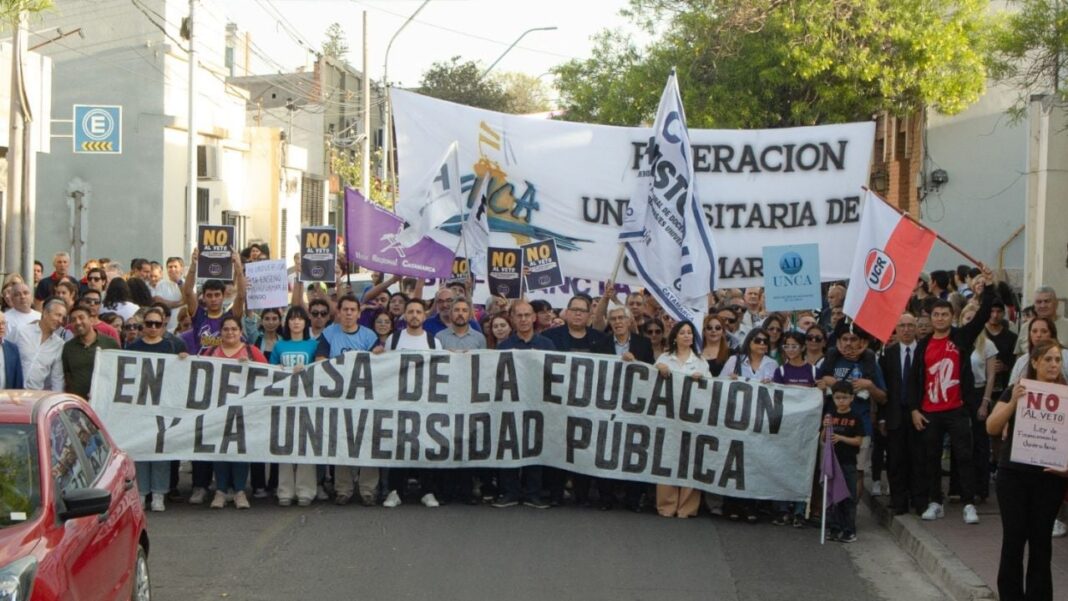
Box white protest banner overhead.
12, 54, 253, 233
90, 349, 822, 500
621, 72, 716, 325
392, 89, 875, 289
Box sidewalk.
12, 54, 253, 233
863, 482, 1068, 601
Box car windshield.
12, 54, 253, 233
0, 424, 40, 528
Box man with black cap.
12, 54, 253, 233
818, 317, 888, 498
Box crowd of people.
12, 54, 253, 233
1, 250, 1065, 600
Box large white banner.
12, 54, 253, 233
393, 89, 876, 289
90, 350, 822, 500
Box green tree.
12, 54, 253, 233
417, 56, 513, 112
322, 22, 348, 60
554, 0, 992, 127
990, 0, 1068, 120
498, 72, 552, 114
331, 149, 393, 209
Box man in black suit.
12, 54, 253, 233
878, 312, 924, 515
592, 304, 655, 510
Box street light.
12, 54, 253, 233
381, 0, 430, 199
479, 27, 558, 80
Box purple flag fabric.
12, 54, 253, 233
821, 416, 851, 508
343, 187, 455, 279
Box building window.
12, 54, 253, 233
196, 187, 210, 223
301, 177, 324, 225
280, 208, 288, 261
222, 210, 246, 250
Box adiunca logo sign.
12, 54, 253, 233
864, 249, 895, 292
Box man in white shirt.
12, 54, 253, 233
383, 298, 440, 509
17, 298, 68, 391
150, 261, 184, 331
4, 282, 40, 343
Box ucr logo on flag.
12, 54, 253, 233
864, 249, 896, 292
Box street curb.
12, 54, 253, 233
863, 492, 997, 601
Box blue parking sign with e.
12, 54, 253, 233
73, 105, 122, 154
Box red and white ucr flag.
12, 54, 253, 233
843, 190, 936, 342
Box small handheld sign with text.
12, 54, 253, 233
762, 244, 821, 312
300, 227, 337, 283
245, 260, 289, 310
487, 248, 522, 299
521, 239, 564, 292
196, 225, 235, 281
447, 256, 469, 285
1012, 379, 1068, 471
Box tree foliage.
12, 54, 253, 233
331, 149, 393, 209
322, 22, 349, 60
553, 0, 992, 127
0, 1, 53, 30
416, 57, 553, 114
989, 0, 1068, 120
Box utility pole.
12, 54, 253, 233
382, 0, 430, 199
5, 10, 28, 281
361, 11, 370, 197
186, 0, 197, 255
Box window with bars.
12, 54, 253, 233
301, 177, 324, 225
280, 208, 288, 261
196, 188, 209, 223
222, 210, 246, 250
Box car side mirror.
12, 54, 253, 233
59, 488, 112, 521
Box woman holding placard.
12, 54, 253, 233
986, 340, 1068, 601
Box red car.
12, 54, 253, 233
0, 391, 150, 600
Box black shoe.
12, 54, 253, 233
523, 497, 550, 509
838, 532, 857, 543
491, 495, 519, 508
792, 515, 805, 528
745, 511, 759, 524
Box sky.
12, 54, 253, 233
214, 0, 638, 89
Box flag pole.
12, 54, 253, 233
820, 474, 828, 545
862, 187, 985, 268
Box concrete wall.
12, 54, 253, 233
924, 82, 1028, 283
1023, 97, 1068, 304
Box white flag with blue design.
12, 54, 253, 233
395, 141, 463, 247
620, 71, 718, 325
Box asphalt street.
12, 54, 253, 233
143, 495, 947, 601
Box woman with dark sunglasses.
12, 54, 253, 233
805, 325, 827, 369
699, 314, 731, 377
763, 313, 787, 364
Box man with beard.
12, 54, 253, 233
911, 267, 994, 525
61, 303, 119, 399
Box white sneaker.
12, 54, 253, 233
383, 490, 402, 508
871, 481, 884, 497
210, 490, 227, 509
189, 487, 207, 505
234, 491, 250, 510
963, 504, 979, 524
139, 495, 146, 510
150, 493, 165, 512
921, 502, 944, 521
1053, 520, 1067, 538
316, 485, 329, 501
421, 493, 440, 508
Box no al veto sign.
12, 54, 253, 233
73, 105, 122, 154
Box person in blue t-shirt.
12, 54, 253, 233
313, 294, 383, 506
270, 305, 321, 507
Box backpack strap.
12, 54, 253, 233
389, 330, 402, 350
425, 331, 437, 349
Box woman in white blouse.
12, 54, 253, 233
654, 320, 710, 518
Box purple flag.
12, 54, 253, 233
343, 187, 455, 279
821, 416, 851, 508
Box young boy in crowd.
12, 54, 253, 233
827, 381, 864, 543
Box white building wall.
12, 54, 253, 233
923, 81, 1028, 283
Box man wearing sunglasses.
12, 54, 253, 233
67, 289, 120, 343
715, 306, 744, 349
62, 303, 120, 399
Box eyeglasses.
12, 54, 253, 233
123, 324, 143, 331
143, 321, 164, 329
752, 337, 769, 345
720, 316, 737, 324
705, 325, 722, 332
766, 326, 781, 332
87, 276, 103, 282
310, 310, 329, 317
806, 335, 824, 342
645, 329, 662, 335
782, 344, 801, 350
730, 306, 745, 313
